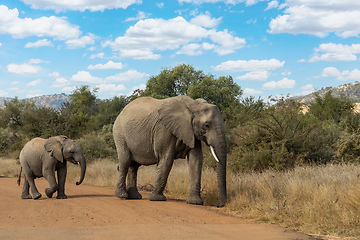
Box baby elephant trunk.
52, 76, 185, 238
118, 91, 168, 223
75, 154, 86, 185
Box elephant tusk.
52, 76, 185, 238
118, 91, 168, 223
210, 146, 220, 163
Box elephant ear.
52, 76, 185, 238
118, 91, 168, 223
44, 137, 64, 163
158, 98, 195, 148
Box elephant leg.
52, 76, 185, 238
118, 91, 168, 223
149, 157, 174, 201
56, 165, 67, 199
126, 162, 142, 199
44, 171, 58, 199
115, 147, 131, 199
21, 175, 32, 199
22, 165, 42, 200
186, 141, 204, 205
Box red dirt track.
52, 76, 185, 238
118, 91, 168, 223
0, 177, 318, 240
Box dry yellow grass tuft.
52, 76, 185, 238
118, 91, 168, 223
226, 164, 360, 238
0, 157, 20, 178
2, 156, 360, 238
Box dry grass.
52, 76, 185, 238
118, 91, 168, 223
2, 156, 360, 239
226, 164, 360, 238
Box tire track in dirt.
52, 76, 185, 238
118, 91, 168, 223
0, 177, 320, 240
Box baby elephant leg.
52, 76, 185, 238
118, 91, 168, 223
44, 172, 58, 198
21, 175, 32, 199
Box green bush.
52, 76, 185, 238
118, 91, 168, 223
76, 129, 116, 163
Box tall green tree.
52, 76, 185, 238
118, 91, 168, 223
188, 76, 243, 128
58, 85, 98, 138
142, 64, 210, 98
95, 96, 130, 127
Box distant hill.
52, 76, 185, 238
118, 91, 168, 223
295, 81, 360, 104
0, 93, 70, 109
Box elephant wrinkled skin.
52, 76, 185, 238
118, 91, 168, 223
17, 135, 86, 200
113, 96, 227, 206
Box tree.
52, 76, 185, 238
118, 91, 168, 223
69, 85, 98, 117
309, 90, 354, 123
57, 85, 99, 138
95, 96, 130, 127
188, 76, 243, 128
142, 64, 210, 98
0, 97, 36, 133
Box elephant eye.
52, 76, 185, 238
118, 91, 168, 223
204, 123, 210, 129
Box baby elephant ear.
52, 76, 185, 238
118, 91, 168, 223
44, 137, 64, 163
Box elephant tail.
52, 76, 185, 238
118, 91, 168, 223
17, 166, 22, 186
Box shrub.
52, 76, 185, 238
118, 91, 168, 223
76, 129, 116, 162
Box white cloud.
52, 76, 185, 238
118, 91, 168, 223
299, 84, 315, 95
177, 0, 267, 6
26, 79, 42, 87
268, 1, 360, 38
319, 67, 341, 78
104, 69, 149, 83
209, 29, 246, 55
108, 16, 245, 59
213, 59, 285, 72
25, 39, 53, 48
65, 33, 96, 49
70, 71, 103, 84
265, 0, 279, 11
89, 52, 105, 59
96, 84, 126, 94
28, 59, 44, 64
190, 12, 222, 28
309, 43, 360, 62
176, 43, 215, 56
48, 72, 60, 77
7, 61, 41, 75
0, 90, 9, 97
262, 77, 295, 90
157, 2, 164, 8
236, 70, 270, 81
126, 11, 150, 22
0, 5, 81, 40
119, 49, 161, 60
243, 88, 263, 95
69, 69, 149, 85
319, 67, 360, 81
88, 61, 125, 70
51, 77, 69, 88
20, 0, 141, 12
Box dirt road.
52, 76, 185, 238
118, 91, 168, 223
0, 177, 319, 240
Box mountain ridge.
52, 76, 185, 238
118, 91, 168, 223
0, 93, 70, 109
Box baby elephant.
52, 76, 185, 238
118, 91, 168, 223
17, 135, 86, 200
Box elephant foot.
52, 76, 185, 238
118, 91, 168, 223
115, 188, 128, 199
21, 194, 32, 199
149, 192, 166, 201
32, 192, 42, 200
186, 195, 204, 205
57, 194, 67, 199
127, 188, 142, 199
45, 188, 55, 198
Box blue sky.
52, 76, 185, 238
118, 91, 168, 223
1, 0, 360, 100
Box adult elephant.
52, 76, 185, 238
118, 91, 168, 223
113, 96, 227, 206
17, 135, 86, 200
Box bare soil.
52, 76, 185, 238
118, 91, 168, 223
0, 177, 320, 240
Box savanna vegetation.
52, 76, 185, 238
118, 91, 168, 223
1, 64, 360, 239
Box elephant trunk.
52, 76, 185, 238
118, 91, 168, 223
75, 153, 86, 185
210, 133, 227, 207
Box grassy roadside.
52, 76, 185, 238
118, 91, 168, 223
2, 157, 360, 239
